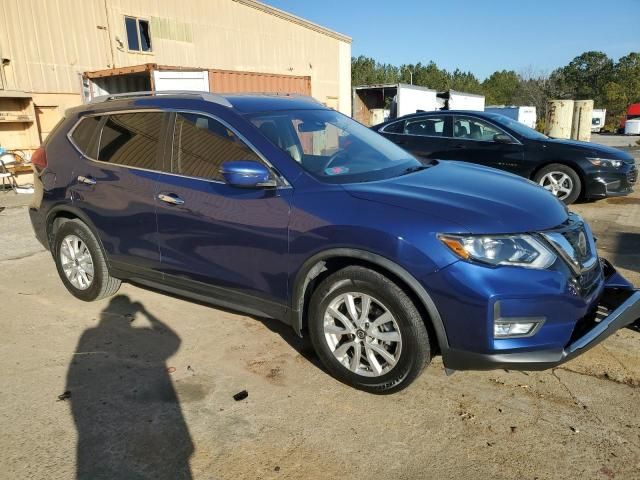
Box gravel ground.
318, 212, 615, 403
591, 133, 640, 149
1, 163, 639, 479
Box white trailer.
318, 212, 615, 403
591, 109, 606, 133
152, 70, 209, 92
624, 119, 640, 135
352, 83, 438, 126
438, 90, 485, 111
485, 106, 537, 129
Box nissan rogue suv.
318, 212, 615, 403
29, 92, 640, 393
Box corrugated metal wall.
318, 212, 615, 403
209, 70, 311, 95
0, 0, 112, 93
0, 0, 350, 112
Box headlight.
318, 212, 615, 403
439, 234, 556, 269
587, 157, 623, 168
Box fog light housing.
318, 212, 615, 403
494, 321, 542, 338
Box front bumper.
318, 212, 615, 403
442, 267, 640, 371
584, 164, 637, 198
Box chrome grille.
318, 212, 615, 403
629, 167, 638, 185
541, 214, 599, 276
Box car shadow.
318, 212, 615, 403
611, 232, 640, 274
610, 232, 640, 331
67, 295, 194, 479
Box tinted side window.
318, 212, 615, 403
70, 116, 101, 158
172, 113, 261, 181
382, 121, 404, 134
454, 117, 502, 141
98, 112, 163, 169
405, 117, 445, 137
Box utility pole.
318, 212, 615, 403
405, 67, 414, 85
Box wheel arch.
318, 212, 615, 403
291, 248, 449, 353
45, 205, 108, 260
530, 160, 587, 196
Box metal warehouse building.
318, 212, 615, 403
0, 0, 352, 152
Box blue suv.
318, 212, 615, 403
29, 92, 640, 393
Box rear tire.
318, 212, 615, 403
308, 266, 431, 394
53, 219, 121, 301
534, 163, 581, 204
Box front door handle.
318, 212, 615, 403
77, 175, 96, 185
157, 192, 185, 206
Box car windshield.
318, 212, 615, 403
247, 109, 423, 183
490, 114, 548, 140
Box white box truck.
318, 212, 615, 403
352, 83, 438, 126
591, 109, 606, 133
438, 90, 485, 111
485, 106, 537, 129
624, 119, 640, 135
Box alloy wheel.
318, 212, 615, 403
323, 292, 402, 377
59, 234, 94, 290
539, 171, 574, 200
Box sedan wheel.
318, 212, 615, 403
539, 171, 573, 200
533, 164, 582, 204
323, 292, 402, 377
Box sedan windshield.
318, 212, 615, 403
248, 109, 423, 183
489, 113, 548, 140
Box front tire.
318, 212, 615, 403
308, 266, 431, 394
534, 163, 582, 204
53, 219, 121, 301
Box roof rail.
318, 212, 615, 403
89, 90, 233, 108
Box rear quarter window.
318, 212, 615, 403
97, 112, 163, 169
382, 121, 404, 134
70, 116, 102, 158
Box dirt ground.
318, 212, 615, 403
1, 156, 639, 479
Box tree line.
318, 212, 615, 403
352, 51, 640, 130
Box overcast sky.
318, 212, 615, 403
262, 0, 640, 79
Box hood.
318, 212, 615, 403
544, 138, 635, 163
344, 161, 568, 234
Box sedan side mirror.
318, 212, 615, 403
493, 133, 514, 144
220, 160, 276, 188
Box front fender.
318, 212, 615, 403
290, 248, 450, 352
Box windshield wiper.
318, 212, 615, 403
400, 165, 429, 176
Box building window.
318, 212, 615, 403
124, 16, 152, 52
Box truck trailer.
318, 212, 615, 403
352, 83, 438, 126
591, 109, 606, 133
437, 90, 485, 111
485, 106, 537, 129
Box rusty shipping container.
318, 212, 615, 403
209, 69, 311, 96
82, 64, 312, 101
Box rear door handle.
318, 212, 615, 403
157, 192, 185, 206
77, 175, 96, 185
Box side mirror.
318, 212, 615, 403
220, 160, 276, 188
493, 133, 514, 144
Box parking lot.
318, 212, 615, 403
1, 152, 639, 479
